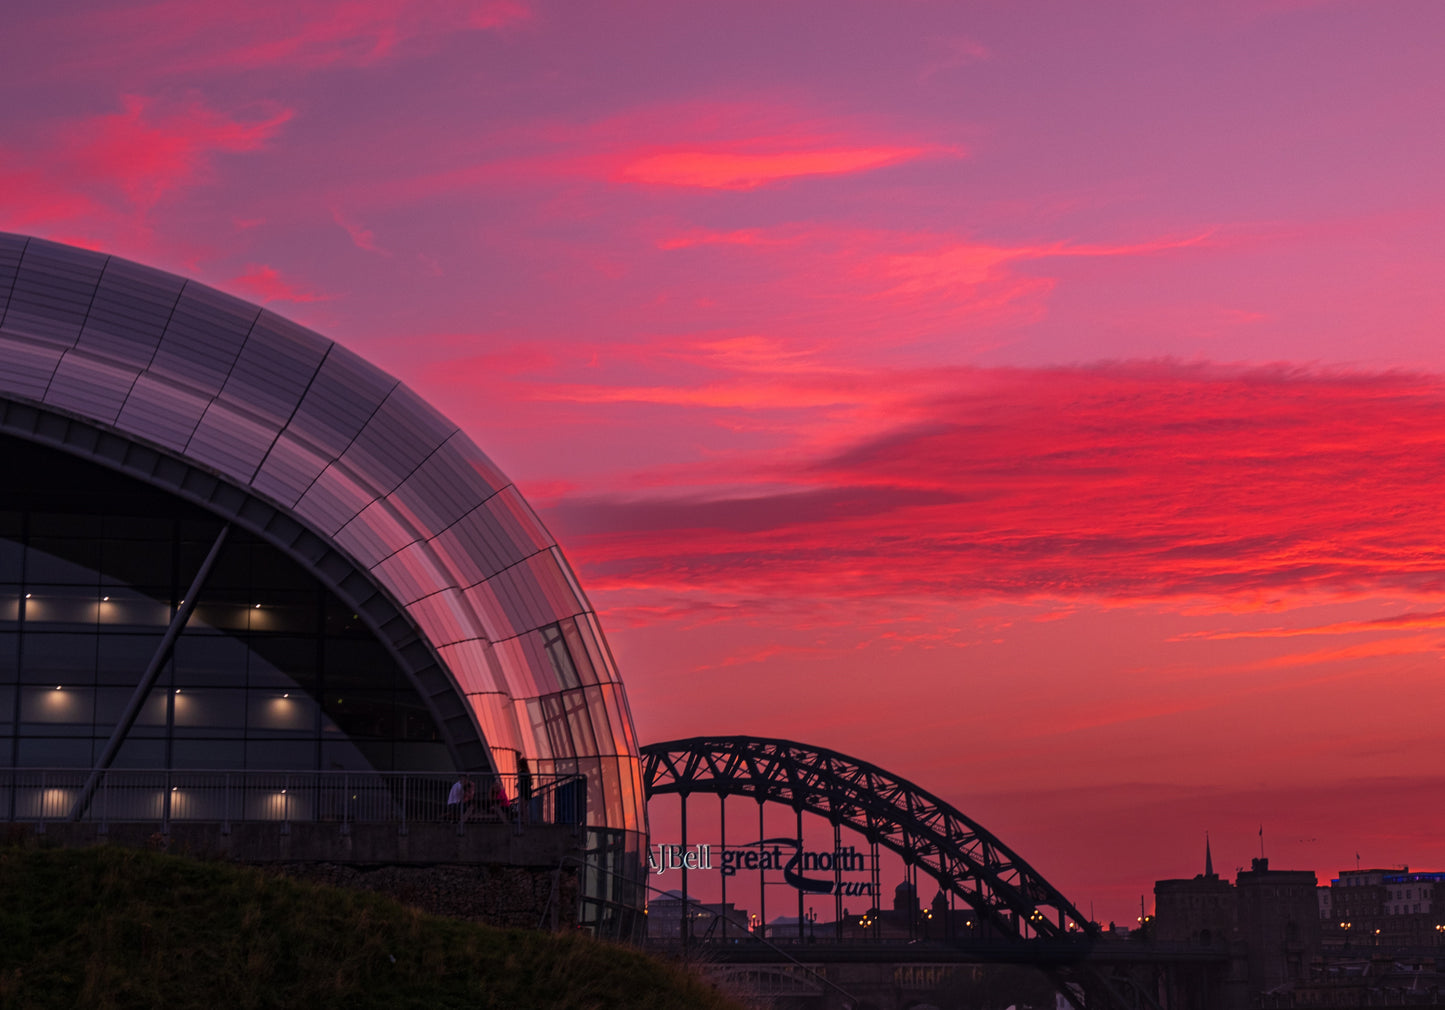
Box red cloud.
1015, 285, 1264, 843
617, 145, 934, 189
542, 363, 1445, 608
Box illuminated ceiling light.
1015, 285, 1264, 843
282, 693, 290, 699
101, 596, 109, 602
25, 593, 32, 599
174, 689, 181, 695
254, 603, 262, 609
171, 787, 178, 793
54, 685, 61, 691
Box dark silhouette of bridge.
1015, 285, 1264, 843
642, 736, 1222, 1010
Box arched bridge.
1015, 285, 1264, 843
641, 736, 1093, 943
641, 737, 1175, 1010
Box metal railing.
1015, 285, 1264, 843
0, 769, 587, 835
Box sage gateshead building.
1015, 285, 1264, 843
0, 233, 646, 933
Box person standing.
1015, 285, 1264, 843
446, 777, 466, 822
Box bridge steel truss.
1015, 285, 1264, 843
642, 736, 1164, 1010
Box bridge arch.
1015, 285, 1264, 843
641, 735, 1095, 944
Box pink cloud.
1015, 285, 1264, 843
330, 207, 387, 254
44, 0, 530, 76
76, 96, 292, 210
0, 95, 290, 238
616, 145, 936, 189
230, 264, 330, 304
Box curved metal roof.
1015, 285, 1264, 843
0, 233, 644, 834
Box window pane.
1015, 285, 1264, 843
172, 688, 247, 736
26, 540, 101, 584
247, 690, 316, 736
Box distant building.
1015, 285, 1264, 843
1154, 846, 1319, 1005
1154, 837, 1236, 947
647, 890, 750, 941
1323, 867, 1445, 948
1235, 857, 1320, 994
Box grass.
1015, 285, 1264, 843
0, 845, 743, 1010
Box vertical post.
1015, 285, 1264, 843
834, 821, 843, 942
948, 882, 955, 941
37, 769, 46, 834
680, 792, 689, 958
223, 772, 231, 835
98, 771, 108, 835
719, 794, 727, 941
757, 799, 766, 939
871, 839, 880, 940
399, 774, 408, 836
796, 806, 805, 942
341, 773, 350, 835
162, 770, 171, 835
281, 773, 290, 835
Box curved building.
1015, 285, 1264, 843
0, 233, 645, 929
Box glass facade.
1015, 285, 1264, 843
0, 232, 647, 936
0, 434, 451, 774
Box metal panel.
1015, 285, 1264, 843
436, 639, 505, 695
293, 462, 382, 536
43, 350, 138, 423
480, 484, 555, 555
489, 634, 549, 699
220, 312, 329, 428
340, 384, 454, 494
3, 240, 106, 347
404, 589, 474, 648
332, 498, 418, 569
0, 233, 27, 323
249, 431, 330, 507
0, 337, 65, 402
388, 431, 499, 532
76, 258, 184, 369
285, 343, 395, 459
371, 541, 450, 606
185, 399, 278, 481
460, 579, 513, 644
466, 691, 524, 756
114, 373, 208, 452
150, 284, 258, 395
486, 552, 583, 631
427, 505, 527, 587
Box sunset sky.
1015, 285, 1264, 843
7, 0, 1445, 923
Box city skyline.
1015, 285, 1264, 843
5, 0, 1445, 923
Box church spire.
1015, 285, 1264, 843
1204, 832, 1214, 878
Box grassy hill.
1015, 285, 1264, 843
0, 845, 742, 1010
